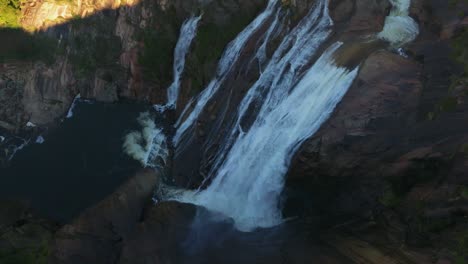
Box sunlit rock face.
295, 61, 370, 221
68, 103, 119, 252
20, 0, 135, 30
0, 0, 267, 127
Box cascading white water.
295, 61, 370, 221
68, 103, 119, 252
172, 42, 359, 232
173, 0, 277, 145
131, 16, 201, 167
123, 112, 168, 168
250, 7, 282, 71
166, 15, 202, 108
377, 0, 419, 46
66, 94, 93, 119
166, 0, 360, 231
66, 94, 81, 119
206, 0, 333, 180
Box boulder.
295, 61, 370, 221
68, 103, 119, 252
50, 169, 159, 264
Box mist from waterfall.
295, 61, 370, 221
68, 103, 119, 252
167, 15, 202, 109
167, 0, 359, 231
123, 112, 168, 168
173, 0, 277, 145
377, 0, 419, 46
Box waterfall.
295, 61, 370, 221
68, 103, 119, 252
173, 0, 277, 145
166, 15, 202, 109
250, 7, 283, 72
128, 16, 201, 167
172, 42, 358, 232
166, 0, 359, 232
66, 94, 81, 119
206, 0, 333, 184
377, 0, 419, 46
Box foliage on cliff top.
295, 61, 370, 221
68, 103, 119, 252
0, 0, 21, 28
0, 28, 57, 63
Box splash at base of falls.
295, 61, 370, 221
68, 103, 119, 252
166, 43, 359, 232
123, 112, 168, 168
377, 0, 419, 46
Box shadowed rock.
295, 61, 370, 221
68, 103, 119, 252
50, 169, 159, 264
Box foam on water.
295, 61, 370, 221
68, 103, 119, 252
123, 112, 168, 168
35, 136, 45, 144
26, 122, 36, 127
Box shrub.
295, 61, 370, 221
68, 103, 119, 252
0, 0, 21, 28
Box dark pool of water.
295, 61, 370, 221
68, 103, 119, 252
0, 101, 149, 223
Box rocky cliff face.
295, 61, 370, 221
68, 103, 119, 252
287, 0, 468, 262
0, 0, 266, 130
0, 0, 266, 166
1, 0, 467, 263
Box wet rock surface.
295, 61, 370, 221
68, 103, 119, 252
287, 0, 468, 262
0, 0, 467, 263
50, 169, 159, 264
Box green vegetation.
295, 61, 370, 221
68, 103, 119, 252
428, 9, 468, 121
0, 28, 57, 63
68, 16, 122, 77
438, 96, 458, 112
380, 157, 445, 208
427, 96, 460, 120
0, 219, 53, 264
452, 28, 468, 76
454, 231, 468, 264
0, 0, 21, 28
379, 188, 402, 208
0, 240, 49, 264
449, 0, 468, 8
135, 6, 179, 87
184, 6, 263, 93
459, 185, 468, 199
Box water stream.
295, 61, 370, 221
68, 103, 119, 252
166, 15, 202, 109
131, 0, 418, 232
166, 0, 360, 232
173, 0, 278, 145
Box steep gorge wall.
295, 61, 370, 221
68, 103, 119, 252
287, 0, 468, 261
0, 0, 267, 130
